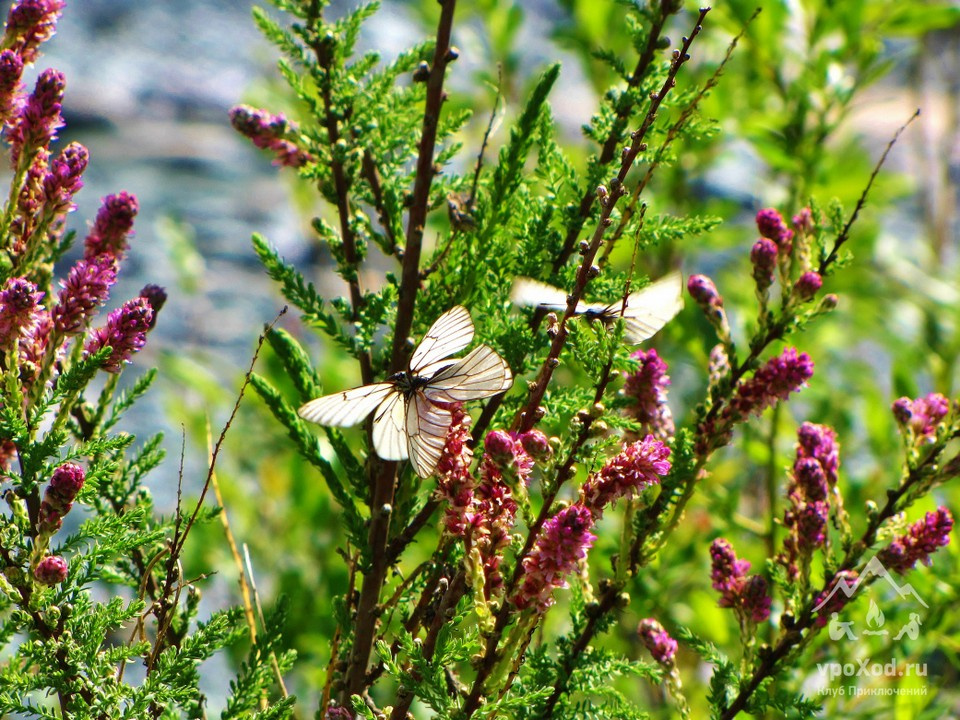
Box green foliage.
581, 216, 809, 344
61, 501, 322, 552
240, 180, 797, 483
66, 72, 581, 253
231, 0, 960, 716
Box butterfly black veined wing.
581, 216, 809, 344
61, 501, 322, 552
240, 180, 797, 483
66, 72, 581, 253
615, 270, 683, 344
298, 383, 396, 426
406, 393, 452, 478
371, 389, 408, 461
409, 304, 474, 373
298, 305, 512, 478
423, 345, 513, 403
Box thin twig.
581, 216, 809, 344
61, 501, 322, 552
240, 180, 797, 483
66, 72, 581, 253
243, 544, 289, 698
468, 65, 503, 208
818, 109, 920, 274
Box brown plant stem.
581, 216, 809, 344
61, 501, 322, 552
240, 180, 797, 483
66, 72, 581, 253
340, 2, 458, 703
390, 571, 467, 720
341, 460, 399, 702
390, 0, 458, 372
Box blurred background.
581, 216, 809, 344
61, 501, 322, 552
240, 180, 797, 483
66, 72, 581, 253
20, 0, 960, 714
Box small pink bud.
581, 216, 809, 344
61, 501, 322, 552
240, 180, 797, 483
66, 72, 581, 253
34, 555, 68, 585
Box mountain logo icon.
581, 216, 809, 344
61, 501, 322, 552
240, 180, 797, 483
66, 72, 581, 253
812, 556, 928, 613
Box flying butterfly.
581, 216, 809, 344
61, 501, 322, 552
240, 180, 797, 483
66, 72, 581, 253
298, 306, 512, 478
510, 271, 683, 344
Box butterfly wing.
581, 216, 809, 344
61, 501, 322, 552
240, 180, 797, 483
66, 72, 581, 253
620, 271, 683, 344
423, 344, 513, 403
406, 392, 453, 477
298, 382, 396, 427
371, 389, 409, 461
409, 305, 475, 373
510, 277, 586, 313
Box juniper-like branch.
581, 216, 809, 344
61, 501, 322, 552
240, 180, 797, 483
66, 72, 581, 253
389, 0, 458, 372
550, 1, 683, 274
306, 6, 374, 386
513, 8, 708, 435
601, 9, 757, 264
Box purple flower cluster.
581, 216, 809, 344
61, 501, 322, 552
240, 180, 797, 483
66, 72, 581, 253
42, 141, 87, 222
793, 271, 822, 302
730, 348, 814, 420
813, 570, 858, 626
0, 276, 44, 349
0, 49, 23, 125
756, 207, 794, 256
84, 191, 139, 261
750, 237, 778, 294
709, 538, 771, 623
229, 105, 314, 168
580, 436, 670, 517
622, 348, 674, 439
687, 274, 722, 310
85, 297, 154, 373
687, 274, 731, 341
513, 503, 596, 612
51, 256, 117, 335
892, 393, 951, 442
637, 618, 678, 664
38, 461, 85, 534
470, 468, 518, 597
482, 429, 536, 486
878, 508, 953, 575
779, 422, 839, 579
435, 404, 475, 537
8, 67, 63, 167
2, 0, 65, 65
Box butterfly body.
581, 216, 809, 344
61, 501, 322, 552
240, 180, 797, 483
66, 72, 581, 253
299, 306, 512, 477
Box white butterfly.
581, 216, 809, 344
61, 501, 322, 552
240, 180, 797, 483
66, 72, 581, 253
298, 306, 512, 477
510, 271, 683, 344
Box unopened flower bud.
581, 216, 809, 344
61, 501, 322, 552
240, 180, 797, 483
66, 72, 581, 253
34, 555, 68, 586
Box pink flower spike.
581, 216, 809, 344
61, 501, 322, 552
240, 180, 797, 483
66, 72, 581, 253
3, 0, 66, 65
580, 435, 670, 516
730, 348, 814, 420
878, 508, 953, 574
52, 256, 118, 336
83, 192, 139, 261
637, 618, 678, 664
0, 49, 24, 125
8, 67, 64, 166
84, 297, 154, 373
229, 104, 314, 168
623, 348, 674, 440
750, 237, 778, 293
513, 503, 596, 612
0, 276, 44, 350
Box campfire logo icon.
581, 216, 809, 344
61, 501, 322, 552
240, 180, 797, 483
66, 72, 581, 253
813, 556, 927, 642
